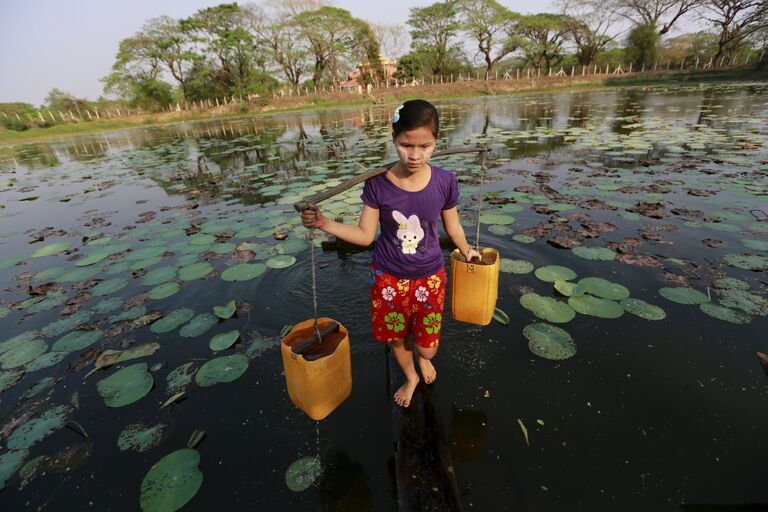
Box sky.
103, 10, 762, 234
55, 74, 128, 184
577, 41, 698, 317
0, 0, 700, 106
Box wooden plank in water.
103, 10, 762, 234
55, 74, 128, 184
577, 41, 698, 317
388, 350, 463, 512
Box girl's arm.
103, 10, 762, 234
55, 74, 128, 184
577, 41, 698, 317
300, 204, 380, 246
441, 207, 481, 261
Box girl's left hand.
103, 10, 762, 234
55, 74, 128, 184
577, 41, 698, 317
463, 247, 482, 262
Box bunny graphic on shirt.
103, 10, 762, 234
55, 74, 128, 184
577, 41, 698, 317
392, 210, 424, 254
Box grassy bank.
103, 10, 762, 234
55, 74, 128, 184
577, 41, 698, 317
2, 67, 766, 146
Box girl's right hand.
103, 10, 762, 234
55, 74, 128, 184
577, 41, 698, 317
300, 204, 326, 229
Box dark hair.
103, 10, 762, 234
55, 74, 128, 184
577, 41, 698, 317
391, 99, 439, 138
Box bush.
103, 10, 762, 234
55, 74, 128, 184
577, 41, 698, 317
1, 116, 30, 131
626, 24, 661, 70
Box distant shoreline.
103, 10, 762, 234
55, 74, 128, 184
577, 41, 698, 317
2, 68, 766, 147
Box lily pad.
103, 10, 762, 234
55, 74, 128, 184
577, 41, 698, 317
118, 421, 169, 452
92, 277, 128, 296
578, 277, 630, 300
480, 213, 516, 225
522, 323, 576, 360
568, 295, 624, 318
520, 293, 575, 323
41, 310, 93, 338
178, 262, 213, 282
96, 363, 153, 408
712, 277, 750, 291
194, 354, 249, 387
209, 330, 240, 351
0, 338, 48, 369
266, 255, 296, 269
31, 242, 70, 258
699, 302, 752, 324
572, 246, 616, 261
221, 263, 267, 281
179, 314, 218, 338
741, 239, 768, 252
620, 298, 667, 320
553, 280, 585, 297
52, 330, 102, 353
500, 259, 534, 274
7, 404, 71, 450
75, 251, 111, 267
213, 300, 236, 319
166, 362, 197, 394
139, 448, 203, 512
716, 288, 768, 316
285, 455, 322, 492
142, 266, 178, 286
512, 234, 536, 243
723, 253, 768, 271
659, 287, 709, 305
0, 449, 28, 490
148, 282, 180, 300
534, 265, 577, 283
150, 308, 194, 334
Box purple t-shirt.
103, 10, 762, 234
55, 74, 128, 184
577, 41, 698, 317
361, 165, 459, 279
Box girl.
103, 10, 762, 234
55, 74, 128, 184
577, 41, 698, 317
300, 99, 481, 408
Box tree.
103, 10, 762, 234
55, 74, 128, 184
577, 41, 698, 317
700, 0, 768, 62
557, 0, 623, 65
407, 1, 462, 75
243, 4, 309, 86
658, 31, 719, 65
457, 0, 521, 79
293, 6, 382, 88
372, 23, 408, 60
517, 13, 570, 68
102, 32, 163, 99
612, 0, 703, 35
144, 16, 197, 99
180, 3, 259, 95
625, 23, 661, 67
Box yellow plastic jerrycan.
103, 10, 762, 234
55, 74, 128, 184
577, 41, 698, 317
281, 317, 352, 420
450, 247, 500, 325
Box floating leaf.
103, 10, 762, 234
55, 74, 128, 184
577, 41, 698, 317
0, 449, 28, 490
142, 266, 178, 286
568, 295, 624, 318
213, 300, 236, 319
285, 455, 321, 492
512, 234, 536, 244
31, 242, 70, 258
716, 288, 768, 316
139, 448, 203, 512
266, 255, 296, 269
0, 338, 47, 369
178, 262, 213, 282
209, 330, 240, 351
553, 280, 585, 297
148, 282, 180, 300
741, 239, 768, 252
52, 330, 102, 353
712, 277, 749, 291
41, 310, 94, 338
500, 259, 534, 274
659, 287, 709, 305
7, 404, 71, 450
572, 246, 616, 261
480, 213, 516, 225
723, 253, 768, 271
221, 263, 267, 281
699, 302, 752, 324
160, 392, 186, 410
118, 421, 169, 452
150, 308, 194, 334
534, 265, 577, 283
194, 354, 248, 387
166, 362, 197, 394
520, 293, 575, 323
578, 277, 630, 300
492, 307, 509, 325
179, 314, 218, 338
92, 277, 128, 296
75, 251, 110, 267
97, 363, 153, 408
91, 343, 161, 374
517, 418, 529, 447
522, 323, 576, 360
0, 368, 25, 393
620, 298, 666, 320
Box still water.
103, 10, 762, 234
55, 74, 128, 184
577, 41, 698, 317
1, 82, 767, 511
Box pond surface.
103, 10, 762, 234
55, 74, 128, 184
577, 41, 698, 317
1, 82, 767, 511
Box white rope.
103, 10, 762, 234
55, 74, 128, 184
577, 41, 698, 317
475, 147, 488, 252
309, 228, 321, 342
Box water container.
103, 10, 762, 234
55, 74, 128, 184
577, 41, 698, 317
450, 247, 499, 325
281, 317, 352, 420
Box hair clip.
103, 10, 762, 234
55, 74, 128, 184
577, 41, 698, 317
391, 104, 404, 124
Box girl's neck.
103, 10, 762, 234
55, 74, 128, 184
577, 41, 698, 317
387, 162, 432, 192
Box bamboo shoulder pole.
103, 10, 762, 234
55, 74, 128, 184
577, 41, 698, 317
293, 145, 489, 212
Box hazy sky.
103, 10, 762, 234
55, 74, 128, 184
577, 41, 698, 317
0, 0, 699, 106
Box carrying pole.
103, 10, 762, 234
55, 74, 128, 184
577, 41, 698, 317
294, 146, 490, 212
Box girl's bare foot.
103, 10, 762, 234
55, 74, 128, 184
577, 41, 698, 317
418, 357, 437, 384
394, 376, 419, 407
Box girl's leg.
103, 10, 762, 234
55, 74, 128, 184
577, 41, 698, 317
415, 345, 438, 384
391, 338, 420, 407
